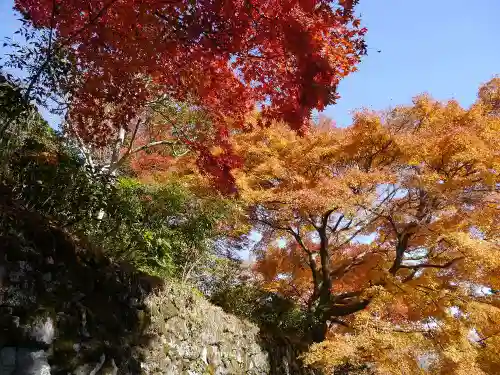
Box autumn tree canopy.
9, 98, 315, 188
10, 0, 366, 188
232, 79, 500, 374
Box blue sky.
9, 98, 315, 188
1, 0, 499, 126
324, 0, 500, 126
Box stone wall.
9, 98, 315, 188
138, 284, 269, 374
0, 186, 311, 375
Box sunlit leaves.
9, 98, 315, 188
235, 79, 500, 373
13, 0, 366, 164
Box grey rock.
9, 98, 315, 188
15, 349, 51, 375
73, 364, 93, 375
141, 285, 271, 375
29, 318, 55, 346
1, 347, 17, 368
100, 358, 118, 375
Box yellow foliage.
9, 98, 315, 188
234, 79, 500, 374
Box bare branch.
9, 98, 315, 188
330, 255, 365, 279
125, 117, 142, 156
333, 290, 363, 301
71, 129, 95, 171
326, 299, 370, 317
399, 257, 464, 270
339, 218, 353, 231
477, 330, 500, 345
328, 214, 344, 234
254, 217, 290, 233
130, 139, 182, 154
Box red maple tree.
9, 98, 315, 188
14, 0, 366, 188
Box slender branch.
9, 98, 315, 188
71, 128, 95, 171
23, 0, 57, 102
335, 214, 380, 249
401, 269, 418, 283
107, 134, 183, 174
330, 255, 365, 279
125, 117, 142, 156
109, 126, 126, 171
106, 116, 141, 172
389, 231, 413, 275
257, 220, 322, 304
386, 215, 399, 236
130, 139, 181, 154
339, 218, 353, 231
289, 228, 312, 255
328, 214, 344, 234
322, 210, 336, 229
254, 217, 290, 232
333, 290, 362, 301
477, 330, 500, 344
399, 257, 464, 270
308, 214, 319, 230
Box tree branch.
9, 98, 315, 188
23, 0, 57, 102
130, 139, 181, 154
389, 231, 413, 275
318, 210, 335, 296
330, 255, 365, 279
477, 330, 500, 345
399, 257, 464, 270
254, 217, 290, 233
333, 290, 363, 301
124, 117, 142, 156
339, 218, 353, 231
328, 214, 344, 234
326, 299, 370, 317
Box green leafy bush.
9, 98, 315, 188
2, 107, 233, 281
90, 177, 233, 279
211, 283, 309, 338
0, 73, 53, 171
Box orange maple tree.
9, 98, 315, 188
12, 0, 366, 189
232, 78, 500, 373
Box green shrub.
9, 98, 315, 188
2, 111, 233, 281
211, 283, 308, 338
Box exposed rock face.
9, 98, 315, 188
139, 285, 269, 374
0, 187, 155, 374
0, 187, 273, 375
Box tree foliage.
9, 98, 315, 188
2, 98, 236, 284
14, 0, 366, 131
9, 0, 366, 190
94, 177, 235, 280
232, 78, 500, 373
0, 73, 51, 164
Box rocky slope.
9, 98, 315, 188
0, 186, 317, 375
